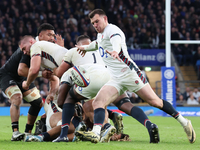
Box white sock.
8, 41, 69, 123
176, 114, 188, 126
92, 125, 101, 135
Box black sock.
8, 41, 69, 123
60, 103, 75, 138
160, 100, 179, 118
107, 109, 114, 120
130, 106, 152, 130
41, 132, 50, 141
72, 116, 81, 128
25, 124, 34, 133
12, 121, 19, 132
94, 108, 105, 126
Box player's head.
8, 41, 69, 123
37, 23, 55, 42
88, 9, 108, 33
76, 35, 91, 46
19, 35, 35, 55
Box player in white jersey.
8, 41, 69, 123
18, 36, 68, 91
75, 9, 196, 144
52, 35, 160, 143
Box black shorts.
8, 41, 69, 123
0, 73, 35, 93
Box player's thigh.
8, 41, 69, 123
1, 76, 23, 103
49, 112, 62, 129
94, 85, 119, 107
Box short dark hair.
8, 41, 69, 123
37, 23, 55, 36
18, 35, 34, 46
76, 35, 90, 44
88, 9, 106, 19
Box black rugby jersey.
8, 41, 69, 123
0, 48, 30, 80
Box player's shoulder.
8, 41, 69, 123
104, 24, 122, 36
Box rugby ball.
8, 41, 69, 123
71, 66, 90, 87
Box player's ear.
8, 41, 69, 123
103, 15, 107, 22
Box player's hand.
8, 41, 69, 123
46, 94, 54, 104
22, 81, 29, 90
55, 34, 64, 47
42, 69, 53, 79
106, 50, 121, 62
75, 45, 86, 56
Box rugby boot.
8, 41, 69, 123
100, 124, 116, 143
183, 119, 196, 143
112, 112, 124, 134
149, 123, 160, 143
11, 131, 25, 141
75, 131, 100, 143
52, 136, 69, 142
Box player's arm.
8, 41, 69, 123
53, 61, 72, 78
22, 55, 41, 90
18, 54, 31, 77
76, 41, 98, 56
46, 75, 60, 103
106, 34, 122, 62
18, 63, 29, 77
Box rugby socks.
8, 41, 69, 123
60, 103, 75, 138
107, 109, 114, 120
161, 100, 187, 126
160, 100, 179, 117
72, 116, 81, 128
12, 121, 19, 132
25, 124, 34, 133
40, 132, 50, 141
130, 106, 152, 130
92, 108, 105, 135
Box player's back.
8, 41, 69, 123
0, 48, 29, 80
31, 41, 68, 71
64, 47, 105, 66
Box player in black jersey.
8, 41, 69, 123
0, 23, 61, 141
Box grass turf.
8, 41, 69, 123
0, 116, 199, 150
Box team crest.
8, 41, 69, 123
135, 80, 139, 85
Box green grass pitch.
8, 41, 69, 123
0, 116, 199, 150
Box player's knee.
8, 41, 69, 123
115, 97, 130, 110
29, 97, 42, 116
11, 93, 23, 106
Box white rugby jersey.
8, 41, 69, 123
97, 24, 137, 77
64, 47, 105, 66
30, 41, 68, 71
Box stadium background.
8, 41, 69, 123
0, 0, 200, 116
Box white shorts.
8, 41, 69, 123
43, 101, 61, 131
105, 69, 148, 95
74, 64, 110, 99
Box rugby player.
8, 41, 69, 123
75, 9, 196, 144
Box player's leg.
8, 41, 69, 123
136, 83, 196, 143
52, 84, 77, 142
107, 109, 124, 134
4, 83, 25, 141
113, 93, 159, 143
76, 85, 118, 143
22, 86, 42, 139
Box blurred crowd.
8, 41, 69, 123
176, 86, 200, 105
0, 0, 200, 105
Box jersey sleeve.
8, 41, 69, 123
30, 42, 42, 58
20, 54, 31, 67
107, 26, 122, 53
63, 48, 74, 64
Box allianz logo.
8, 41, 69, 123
130, 52, 165, 62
